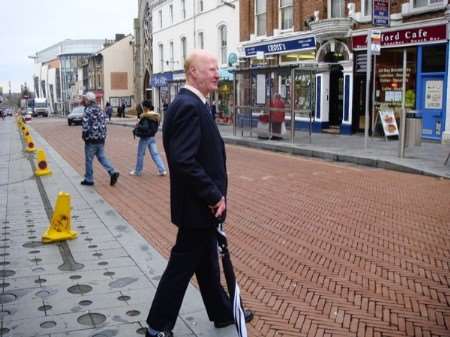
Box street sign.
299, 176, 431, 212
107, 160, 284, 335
372, 0, 390, 27
370, 30, 381, 55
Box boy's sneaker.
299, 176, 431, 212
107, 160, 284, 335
110, 172, 120, 186
158, 171, 167, 176
80, 180, 94, 186
129, 170, 141, 176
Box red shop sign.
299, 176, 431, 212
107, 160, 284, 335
352, 24, 447, 49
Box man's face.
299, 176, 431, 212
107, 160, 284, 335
191, 55, 219, 96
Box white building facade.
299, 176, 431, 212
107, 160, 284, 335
151, 0, 239, 118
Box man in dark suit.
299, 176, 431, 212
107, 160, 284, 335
145, 50, 253, 337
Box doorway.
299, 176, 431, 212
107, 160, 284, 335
329, 64, 343, 127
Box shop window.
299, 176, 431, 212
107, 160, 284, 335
375, 48, 417, 109
329, 0, 345, 18
280, 0, 293, 30
422, 45, 446, 73
255, 0, 266, 36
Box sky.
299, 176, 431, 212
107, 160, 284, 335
0, 0, 137, 94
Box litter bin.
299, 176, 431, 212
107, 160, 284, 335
405, 112, 422, 147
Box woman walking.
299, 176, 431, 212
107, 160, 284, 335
130, 100, 167, 176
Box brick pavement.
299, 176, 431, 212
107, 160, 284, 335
32, 119, 450, 337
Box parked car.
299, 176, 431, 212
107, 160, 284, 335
67, 106, 84, 126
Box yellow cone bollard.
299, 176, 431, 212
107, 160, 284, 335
35, 149, 52, 176
22, 127, 30, 138
25, 134, 36, 152
42, 192, 78, 243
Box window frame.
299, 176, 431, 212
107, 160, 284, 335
181, 0, 186, 19
169, 41, 175, 69
328, 0, 345, 18
362, 0, 372, 17
181, 37, 187, 63
255, 0, 267, 36
169, 5, 173, 24
198, 31, 205, 49
158, 9, 163, 28
218, 25, 228, 65
159, 44, 164, 72
279, 0, 293, 30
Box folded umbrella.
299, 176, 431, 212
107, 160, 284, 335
217, 222, 248, 337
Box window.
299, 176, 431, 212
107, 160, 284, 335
422, 45, 446, 72
169, 5, 173, 24
363, 0, 372, 16
181, 0, 186, 19
198, 32, 204, 49
219, 25, 227, 64
255, 0, 266, 36
158, 10, 162, 28
181, 37, 187, 63
330, 0, 345, 17
413, 0, 442, 7
159, 44, 164, 72
199, 0, 204, 12
280, 0, 293, 30
170, 41, 174, 68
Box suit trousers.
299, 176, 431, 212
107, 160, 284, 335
147, 226, 233, 331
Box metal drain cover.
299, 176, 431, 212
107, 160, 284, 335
77, 312, 106, 327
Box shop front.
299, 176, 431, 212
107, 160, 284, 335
151, 72, 172, 116
352, 22, 448, 141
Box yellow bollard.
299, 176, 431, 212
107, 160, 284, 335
42, 192, 78, 243
22, 127, 30, 138
35, 149, 52, 176
25, 135, 36, 153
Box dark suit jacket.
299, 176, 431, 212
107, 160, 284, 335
163, 88, 227, 229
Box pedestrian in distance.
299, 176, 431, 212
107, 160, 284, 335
121, 101, 126, 118
80, 92, 119, 187
105, 102, 113, 122
145, 50, 253, 337
130, 100, 167, 177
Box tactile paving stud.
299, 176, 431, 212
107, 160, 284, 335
40, 321, 56, 328
67, 284, 93, 295
0, 270, 15, 278
0, 293, 16, 304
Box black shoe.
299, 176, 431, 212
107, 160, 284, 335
110, 172, 119, 186
214, 309, 254, 328
145, 329, 173, 337
80, 180, 94, 186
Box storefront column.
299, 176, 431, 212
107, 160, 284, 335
314, 69, 330, 132
444, 40, 450, 143
341, 63, 354, 135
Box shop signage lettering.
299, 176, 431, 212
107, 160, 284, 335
352, 24, 446, 49
245, 37, 316, 57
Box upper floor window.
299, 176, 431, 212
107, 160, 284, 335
158, 10, 163, 28
255, 0, 266, 36
414, 0, 443, 6
329, 0, 345, 17
363, 0, 372, 16
280, 0, 293, 29
181, 0, 186, 19
219, 25, 227, 65
169, 5, 173, 24
199, 0, 204, 12
198, 32, 205, 49
169, 41, 175, 69
181, 37, 187, 63
159, 44, 164, 71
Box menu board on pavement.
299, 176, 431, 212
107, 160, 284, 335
380, 109, 399, 136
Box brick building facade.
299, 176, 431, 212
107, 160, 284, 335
237, 0, 450, 142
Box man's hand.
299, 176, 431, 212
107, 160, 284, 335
210, 196, 226, 218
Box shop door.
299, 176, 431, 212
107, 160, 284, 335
420, 75, 445, 140
329, 65, 343, 127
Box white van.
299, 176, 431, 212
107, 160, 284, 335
33, 98, 49, 117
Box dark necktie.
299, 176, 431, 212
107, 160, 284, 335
205, 103, 212, 116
